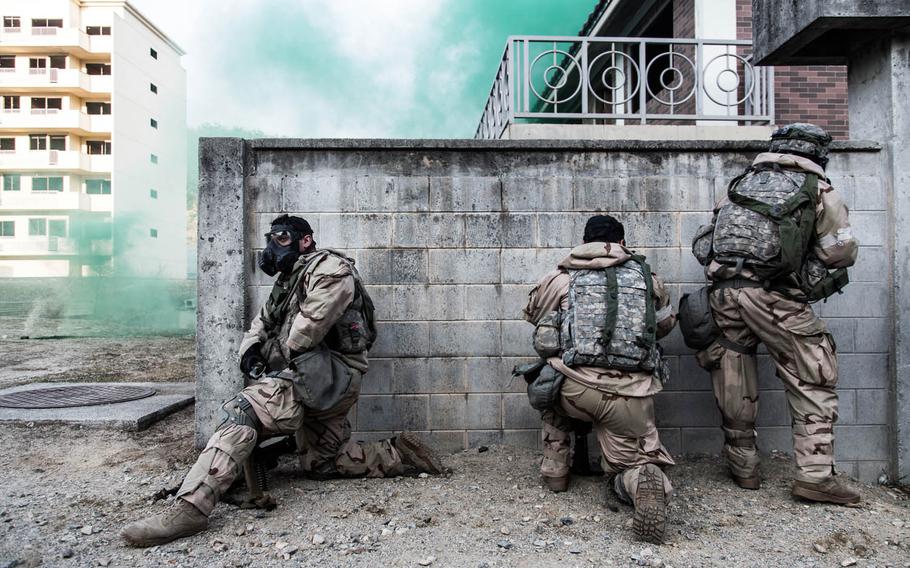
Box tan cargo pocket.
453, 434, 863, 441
782, 317, 838, 387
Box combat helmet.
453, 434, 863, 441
769, 123, 832, 166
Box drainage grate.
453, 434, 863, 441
0, 384, 157, 409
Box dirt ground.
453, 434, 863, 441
0, 325, 908, 568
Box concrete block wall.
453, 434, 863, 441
198, 138, 892, 482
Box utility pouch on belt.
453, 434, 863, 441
678, 285, 720, 350
526, 364, 566, 411
274, 344, 352, 411
532, 311, 562, 358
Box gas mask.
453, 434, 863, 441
258, 226, 303, 276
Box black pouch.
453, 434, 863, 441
678, 286, 720, 350
526, 364, 566, 411
274, 344, 353, 411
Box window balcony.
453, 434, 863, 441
0, 67, 112, 95
0, 109, 110, 135
0, 27, 111, 57
0, 190, 91, 212
0, 236, 111, 258
0, 150, 112, 173
475, 35, 774, 139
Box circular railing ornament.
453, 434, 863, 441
587, 50, 640, 106
529, 49, 582, 105
645, 51, 697, 106
702, 53, 755, 106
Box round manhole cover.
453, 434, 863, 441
0, 385, 157, 409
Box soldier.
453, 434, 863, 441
121, 214, 445, 547
523, 215, 677, 544
691, 123, 860, 504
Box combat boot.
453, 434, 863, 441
791, 476, 861, 505
543, 476, 569, 492
395, 431, 446, 474
121, 500, 209, 547
632, 464, 667, 544
731, 473, 761, 490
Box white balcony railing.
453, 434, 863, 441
0, 27, 110, 54
0, 110, 110, 133
475, 35, 774, 139
0, 190, 91, 211
0, 237, 111, 257
0, 150, 111, 172
0, 68, 111, 93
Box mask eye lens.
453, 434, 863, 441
268, 231, 294, 246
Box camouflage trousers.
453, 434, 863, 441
540, 377, 674, 501
698, 287, 839, 483
177, 373, 406, 516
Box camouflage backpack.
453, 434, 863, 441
561, 256, 658, 372
713, 163, 820, 282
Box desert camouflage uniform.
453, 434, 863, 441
178, 250, 406, 516
697, 152, 858, 483
524, 242, 676, 499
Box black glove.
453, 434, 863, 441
240, 344, 267, 378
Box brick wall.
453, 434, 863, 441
198, 138, 890, 482
736, 0, 849, 139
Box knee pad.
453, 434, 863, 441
218, 394, 263, 434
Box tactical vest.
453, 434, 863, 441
261, 250, 376, 368
712, 164, 818, 281
560, 257, 658, 372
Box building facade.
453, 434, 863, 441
0, 0, 186, 278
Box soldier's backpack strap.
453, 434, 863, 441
601, 265, 619, 344
263, 250, 331, 323
628, 254, 657, 350
727, 172, 819, 280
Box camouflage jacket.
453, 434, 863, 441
523, 242, 676, 397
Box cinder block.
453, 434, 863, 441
639, 247, 682, 283
855, 318, 889, 353
465, 213, 538, 248
503, 429, 539, 449
501, 320, 535, 357
824, 318, 855, 353
756, 390, 790, 427
391, 284, 465, 321
679, 427, 723, 455
467, 393, 502, 429
818, 283, 889, 318
354, 176, 429, 212
466, 357, 518, 393
317, 213, 392, 248
502, 176, 573, 212
430, 176, 501, 212
849, 247, 888, 282
354, 249, 391, 284
392, 213, 465, 248
390, 250, 428, 284
852, 175, 886, 210
654, 391, 721, 428
838, 461, 859, 479
826, 175, 855, 209
833, 425, 889, 460
426, 357, 469, 393
623, 212, 679, 247
837, 353, 889, 389
364, 285, 392, 321
837, 388, 857, 424
357, 395, 429, 431
429, 321, 501, 357
502, 393, 540, 429
246, 173, 282, 213
392, 358, 466, 394
369, 322, 428, 357
537, 213, 582, 247
282, 175, 346, 212
855, 389, 889, 425
856, 460, 890, 483
755, 426, 794, 453
666, 355, 713, 392
429, 395, 467, 430
360, 358, 394, 394
426, 431, 467, 453
679, 211, 714, 246
502, 357, 537, 393
500, 248, 570, 285
463, 284, 532, 321
848, 211, 887, 246
657, 428, 681, 457
429, 249, 500, 284
574, 176, 713, 212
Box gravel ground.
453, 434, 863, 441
0, 323, 908, 567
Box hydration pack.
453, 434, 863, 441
560, 256, 658, 372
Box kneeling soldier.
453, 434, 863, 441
122, 215, 444, 547
522, 215, 676, 544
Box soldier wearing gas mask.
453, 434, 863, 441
122, 214, 445, 547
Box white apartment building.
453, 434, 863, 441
0, 0, 186, 278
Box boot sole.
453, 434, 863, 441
121, 523, 207, 548
633, 464, 667, 545
397, 431, 445, 475
732, 475, 761, 490
543, 476, 569, 492
791, 485, 861, 505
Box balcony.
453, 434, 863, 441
0, 109, 111, 135
475, 36, 774, 139
0, 237, 111, 258
0, 67, 112, 95
0, 190, 91, 212
0, 27, 111, 57
0, 150, 112, 174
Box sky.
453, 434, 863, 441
129, 0, 597, 139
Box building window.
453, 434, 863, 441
49, 219, 66, 237
32, 18, 63, 28
85, 63, 111, 76
0, 55, 14, 71
28, 58, 47, 74
86, 102, 111, 115
28, 218, 47, 236
3, 95, 20, 111
86, 179, 111, 195
3, 174, 20, 191
0, 137, 14, 152
86, 26, 111, 36
149, 189, 158, 199
150, 83, 157, 94
3, 16, 21, 30
150, 118, 158, 129
150, 153, 158, 164
31, 97, 62, 113
32, 176, 63, 192
0, 221, 13, 237
49, 55, 65, 69
149, 228, 158, 238
49, 135, 65, 151
86, 140, 111, 155
29, 134, 47, 150
149, 47, 158, 59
